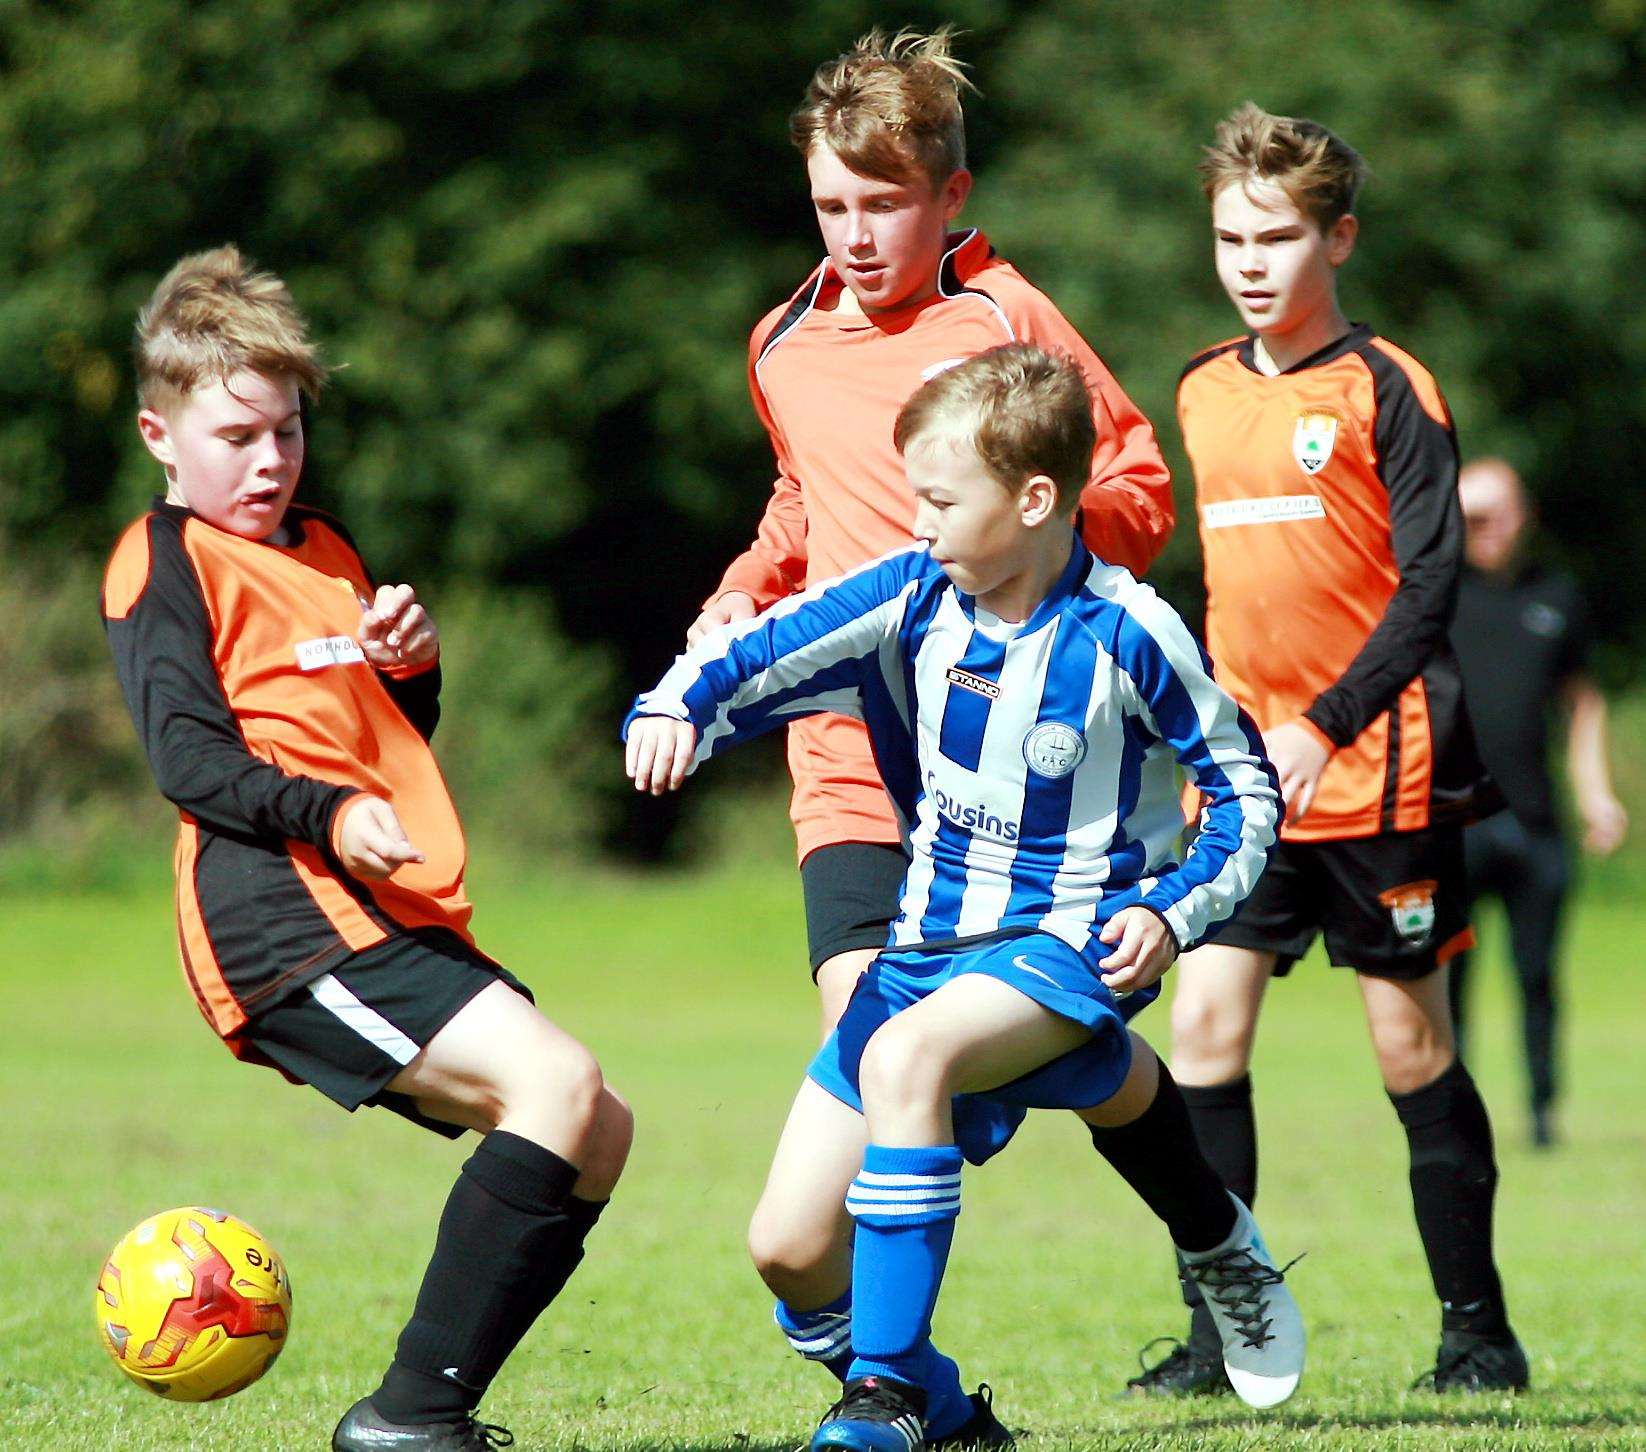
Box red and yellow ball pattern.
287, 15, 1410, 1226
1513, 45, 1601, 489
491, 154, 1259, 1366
94, 1206, 292, 1401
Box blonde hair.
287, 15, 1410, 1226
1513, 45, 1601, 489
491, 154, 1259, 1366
790, 27, 974, 190
135, 245, 327, 412
1199, 102, 1367, 229
895, 344, 1094, 513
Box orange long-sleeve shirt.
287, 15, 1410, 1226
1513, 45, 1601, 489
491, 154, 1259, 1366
104, 501, 474, 1038
711, 228, 1175, 861
1180, 326, 1496, 841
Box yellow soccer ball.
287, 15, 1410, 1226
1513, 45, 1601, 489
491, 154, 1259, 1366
94, 1206, 292, 1401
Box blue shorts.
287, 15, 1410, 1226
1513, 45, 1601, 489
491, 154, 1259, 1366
808, 932, 1160, 1165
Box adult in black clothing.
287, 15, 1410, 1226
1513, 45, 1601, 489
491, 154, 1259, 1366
1452, 458, 1627, 1147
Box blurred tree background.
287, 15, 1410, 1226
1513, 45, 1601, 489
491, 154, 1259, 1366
2, 0, 1642, 871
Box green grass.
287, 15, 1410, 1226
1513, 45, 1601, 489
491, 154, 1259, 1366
2, 852, 1644, 1449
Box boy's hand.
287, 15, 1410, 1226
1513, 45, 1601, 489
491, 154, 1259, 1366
1580, 790, 1628, 855
625, 716, 697, 794
1263, 719, 1332, 823
337, 795, 426, 879
1098, 906, 1180, 993
686, 591, 756, 647
358, 583, 440, 670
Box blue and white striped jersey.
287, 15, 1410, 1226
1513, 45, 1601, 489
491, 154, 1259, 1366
630, 537, 1281, 954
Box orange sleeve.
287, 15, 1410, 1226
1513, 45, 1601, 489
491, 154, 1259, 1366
1014, 293, 1175, 576
707, 328, 811, 611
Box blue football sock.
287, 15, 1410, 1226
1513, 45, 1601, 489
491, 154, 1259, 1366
845, 1143, 966, 1425
911, 1342, 972, 1439
774, 1288, 854, 1381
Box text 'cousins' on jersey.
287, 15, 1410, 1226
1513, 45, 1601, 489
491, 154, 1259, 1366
632, 540, 1281, 956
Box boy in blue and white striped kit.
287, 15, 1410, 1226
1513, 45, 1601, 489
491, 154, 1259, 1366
627, 345, 1304, 1450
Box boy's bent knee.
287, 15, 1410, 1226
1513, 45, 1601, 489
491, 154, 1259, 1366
858, 1020, 951, 1112
748, 1212, 838, 1301
1377, 1037, 1455, 1095
493, 1041, 606, 1133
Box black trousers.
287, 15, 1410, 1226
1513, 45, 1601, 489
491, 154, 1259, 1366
1453, 812, 1570, 1114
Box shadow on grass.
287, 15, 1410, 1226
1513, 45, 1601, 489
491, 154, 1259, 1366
1163, 1398, 1646, 1435
562, 1445, 800, 1452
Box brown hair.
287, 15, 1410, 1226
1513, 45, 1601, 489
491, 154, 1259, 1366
790, 27, 974, 190
135, 245, 327, 412
894, 343, 1094, 513
1199, 102, 1367, 229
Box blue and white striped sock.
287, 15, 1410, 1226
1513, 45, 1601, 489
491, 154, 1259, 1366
845, 1143, 967, 1427
774, 1288, 853, 1380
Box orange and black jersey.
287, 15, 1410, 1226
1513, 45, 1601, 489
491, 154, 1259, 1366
103, 500, 474, 1039
1179, 324, 1496, 841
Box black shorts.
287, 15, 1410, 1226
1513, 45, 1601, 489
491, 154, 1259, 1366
1215, 825, 1474, 980
799, 841, 909, 975
230, 928, 534, 1138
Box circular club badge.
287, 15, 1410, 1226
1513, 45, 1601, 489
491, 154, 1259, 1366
1023, 721, 1087, 779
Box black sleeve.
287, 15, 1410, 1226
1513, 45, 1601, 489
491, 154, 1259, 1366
379, 664, 442, 741
103, 515, 361, 846
1303, 354, 1462, 749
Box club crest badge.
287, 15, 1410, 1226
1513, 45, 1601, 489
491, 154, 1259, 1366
1023, 721, 1086, 779
1377, 880, 1438, 947
1292, 410, 1339, 476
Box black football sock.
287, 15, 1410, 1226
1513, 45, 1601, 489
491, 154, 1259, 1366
1389, 1058, 1511, 1339
1088, 1059, 1239, 1254
529, 1193, 607, 1315
1170, 1074, 1257, 1346
374, 1130, 582, 1425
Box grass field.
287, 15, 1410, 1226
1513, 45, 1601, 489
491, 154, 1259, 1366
3, 850, 1644, 1449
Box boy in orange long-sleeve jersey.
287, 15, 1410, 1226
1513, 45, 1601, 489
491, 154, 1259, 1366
104, 248, 633, 1450
1126, 104, 1524, 1399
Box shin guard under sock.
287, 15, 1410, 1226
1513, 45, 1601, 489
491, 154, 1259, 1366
845, 1144, 968, 1430
1389, 1059, 1511, 1337
776, 1289, 855, 1381
374, 1130, 581, 1424
1088, 1062, 1238, 1253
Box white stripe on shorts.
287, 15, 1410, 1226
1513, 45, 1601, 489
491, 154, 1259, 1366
307, 972, 420, 1065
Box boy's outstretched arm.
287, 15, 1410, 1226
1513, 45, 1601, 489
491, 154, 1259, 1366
628, 547, 935, 786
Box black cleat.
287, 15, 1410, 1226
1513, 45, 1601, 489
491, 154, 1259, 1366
811, 1374, 927, 1452
1414, 1330, 1530, 1392
927, 1384, 1015, 1450
1123, 1336, 1233, 1398
332, 1396, 515, 1450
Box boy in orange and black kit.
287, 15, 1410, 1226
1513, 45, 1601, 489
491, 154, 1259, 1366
1127, 105, 1526, 1397
103, 247, 634, 1451
690, 29, 1173, 1039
